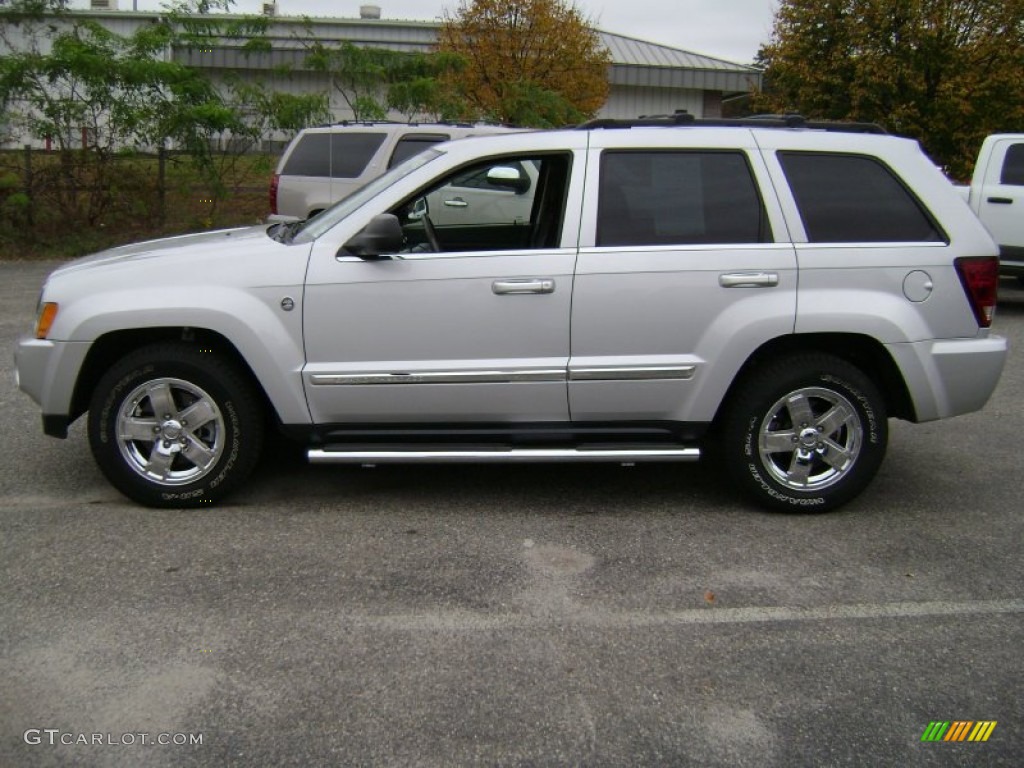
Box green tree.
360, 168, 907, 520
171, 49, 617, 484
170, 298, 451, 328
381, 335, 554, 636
385, 51, 469, 121
756, 0, 1024, 178
0, 0, 327, 224
304, 39, 393, 121
438, 0, 611, 126
167, 78, 329, 218
0, 0, 222, 222
301, 33, 468, 122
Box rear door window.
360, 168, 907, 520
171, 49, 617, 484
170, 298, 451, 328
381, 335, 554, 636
778, 152, 945, 243
596, 151, 770, 247
329, 133, 387, 177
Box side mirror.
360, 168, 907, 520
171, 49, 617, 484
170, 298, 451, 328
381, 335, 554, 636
340, 214, 404, 259
407, 197, 428, 221
487, 166, 531, 195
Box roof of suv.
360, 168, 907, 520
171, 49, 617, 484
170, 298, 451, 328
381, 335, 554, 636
576, 113, 888, 134
295, 121, 521, 135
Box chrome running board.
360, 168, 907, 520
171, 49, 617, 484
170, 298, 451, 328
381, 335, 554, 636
308, 446, 700, 464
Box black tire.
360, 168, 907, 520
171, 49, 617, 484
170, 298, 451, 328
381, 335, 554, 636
718, 354, 887, 513
88, 343, 264, 508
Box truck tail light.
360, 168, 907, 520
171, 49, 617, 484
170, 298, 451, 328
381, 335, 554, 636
955, 256, 999, 328
269, 173, 280, 216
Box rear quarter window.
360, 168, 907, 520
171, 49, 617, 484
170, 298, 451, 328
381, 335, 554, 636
388, 134, 450, 168
596, 150, 771, 247
778, 151, 945, 243
282, 132, 387, 178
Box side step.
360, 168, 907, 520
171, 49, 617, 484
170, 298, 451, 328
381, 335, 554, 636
308, 446, 700, 464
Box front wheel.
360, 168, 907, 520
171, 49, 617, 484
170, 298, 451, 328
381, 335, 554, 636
88, 343, 264, 508
718, 355, 888, 512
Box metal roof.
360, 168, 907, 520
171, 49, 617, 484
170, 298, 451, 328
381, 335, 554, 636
598, 31, 761, 93
67, 10, 763, 94
599, 31, 758, 73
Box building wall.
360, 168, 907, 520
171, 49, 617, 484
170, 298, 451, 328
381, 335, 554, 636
1, 11, 757, 147
600, 85, 706, 120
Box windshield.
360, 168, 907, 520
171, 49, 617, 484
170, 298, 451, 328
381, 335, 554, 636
291, 149, 444, 244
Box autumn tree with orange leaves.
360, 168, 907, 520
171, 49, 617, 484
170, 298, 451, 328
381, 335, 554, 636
438, 0, 611, 127
755, 0, 1024, 179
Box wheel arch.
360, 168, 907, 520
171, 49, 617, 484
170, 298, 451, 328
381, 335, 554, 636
69, 328, 275, 426
711, 333, 916, 426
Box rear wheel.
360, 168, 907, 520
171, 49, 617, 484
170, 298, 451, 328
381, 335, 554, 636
719, 354, 887, 512
88, 343, 264, 508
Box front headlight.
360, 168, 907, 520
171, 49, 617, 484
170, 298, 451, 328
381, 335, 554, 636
35, 302, 59, 339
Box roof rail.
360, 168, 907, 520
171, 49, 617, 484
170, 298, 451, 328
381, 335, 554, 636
313, 119, 514, 129
576, 112, 887, 135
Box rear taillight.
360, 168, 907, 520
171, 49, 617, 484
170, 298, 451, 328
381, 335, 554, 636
955, 256, 999, 328
269, 174, 280, 216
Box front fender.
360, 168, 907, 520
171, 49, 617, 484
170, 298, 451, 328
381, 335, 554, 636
57, 287, 311, 426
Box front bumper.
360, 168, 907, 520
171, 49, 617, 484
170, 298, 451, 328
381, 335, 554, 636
14, 336, 92, 438
887, 335, 1009, 422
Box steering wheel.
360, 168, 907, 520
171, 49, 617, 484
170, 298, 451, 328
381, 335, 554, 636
422, 214, 441, 252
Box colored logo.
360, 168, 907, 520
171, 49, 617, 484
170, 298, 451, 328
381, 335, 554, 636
921, 721, 997, 742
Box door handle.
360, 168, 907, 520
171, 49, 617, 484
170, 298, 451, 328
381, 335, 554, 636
444, 198, 469, 208
987, 197, 1013, 205
719, 272, 779, 288
492, 279, 555, 295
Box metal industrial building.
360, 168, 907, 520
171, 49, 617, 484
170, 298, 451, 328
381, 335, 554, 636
2, 3, 763, 146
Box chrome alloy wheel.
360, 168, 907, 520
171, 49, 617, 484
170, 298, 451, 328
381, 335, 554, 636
757, 386, 863, 492
115, 377, 225, 486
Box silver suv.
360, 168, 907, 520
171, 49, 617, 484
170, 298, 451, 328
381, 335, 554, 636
270, 121, 520, 221
15, 116, 1008, 511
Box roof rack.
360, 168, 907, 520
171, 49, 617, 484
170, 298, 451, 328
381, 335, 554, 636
576, 112, 887, 135
314, 120, 511, 129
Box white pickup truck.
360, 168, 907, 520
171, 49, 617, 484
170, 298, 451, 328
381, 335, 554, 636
958, 134, 1024, 283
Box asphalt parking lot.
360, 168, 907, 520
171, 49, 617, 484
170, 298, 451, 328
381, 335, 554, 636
1, 260, 1022, 767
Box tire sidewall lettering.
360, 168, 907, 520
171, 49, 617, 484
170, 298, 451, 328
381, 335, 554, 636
741, 400, 833, 507
820, 373, 880, 445
725, 356, 887, 512
743, 416, 758, 458
89, 344, 262, 508
98, 364, 156, 446
157, 398, 240, 500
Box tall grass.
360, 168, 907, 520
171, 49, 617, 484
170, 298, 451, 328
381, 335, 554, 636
0, 149, 274, 260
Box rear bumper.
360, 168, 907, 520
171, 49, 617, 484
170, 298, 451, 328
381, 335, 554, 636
999, 246, 1024, 277
887, 335, 1008, 422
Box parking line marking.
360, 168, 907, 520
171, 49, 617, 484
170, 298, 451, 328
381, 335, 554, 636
334, 599, 1024, 632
